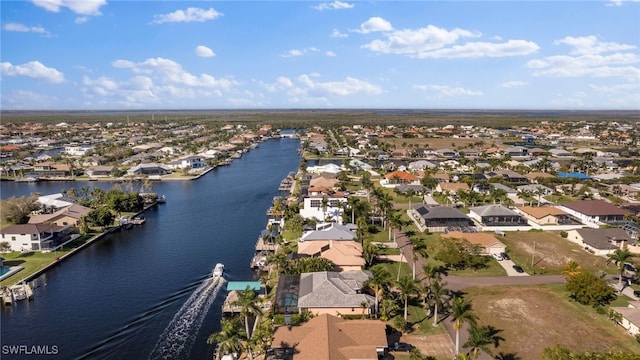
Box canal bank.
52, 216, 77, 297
0, 138, 301, 360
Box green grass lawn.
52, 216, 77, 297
0, 234, 95, 286
544, 194, 579, 204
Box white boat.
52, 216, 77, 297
213, 263, 224, 278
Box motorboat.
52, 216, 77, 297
213, 263, 224, 278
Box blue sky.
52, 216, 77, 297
1, 0, 639, 110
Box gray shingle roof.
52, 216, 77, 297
297, 271, 374, 308
471, 204, 521, 217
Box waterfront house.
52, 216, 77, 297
443, 231, 506, 255
166, 155, 206, 170
565, 228, 631, 255
298, 239, 364, 272
28, 204, 90, 227
268, 313, 387, 360
33, 162, 72, 178
86, 165, 118, 177
469, 204, 528, 226
37, 193, 75, 210
299, 195, 347, 224
296, 270, 375, 316
557, 200, 630, 226
1, 223, 66, 252
127, 163, 172, 176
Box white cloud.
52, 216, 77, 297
3, 22, 49, 35
501, 81, 526, 88
260, 74, 382, 103
554, 35, 636, 55
75, 17, 88, 24
195, 45, 215, 57
414, 84, 482, 97
152, 7, 223, 24
331, 28, 348, 38
416, 39, 539, 59
313, 1, 355, 11
528, 35, 639, 81
0, 61, 65, 83
607, 0, 640, 6
362, 24, 480, 55
353, 17, 393, 34
111, 57, 236, 90
32, 0, 106, 15
326, 51, 336, 57
281, 47, 320, 58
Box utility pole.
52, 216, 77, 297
531, 240, 536, 269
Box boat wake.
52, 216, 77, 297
148, 276, 225, 360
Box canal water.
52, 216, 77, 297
0, 138, 300, 360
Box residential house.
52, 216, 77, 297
28, 204, 90, 227
166, 156, 206, 170
443, 231, 506, 255
298, 237, 364, 272
490, 183, 518, 194
37, 193, 75, 210
436, 149, 457, 158
127, 163, 172, 176
297, 270, 375, 316
612, 301, 640, 336
412, 205, 475, 231
64, 145, 94, 156
381, 170, 418, 187
436, 182, 470, 195
300, 195, 347, 224
504, 146, 529, 158
486, 170, 529, 184
469, 204, 528, 226
1, 223, 67, 252
407, 160, 437, 171
86, 165, 117, 177
524, 172, 556, 183
33, 162, 72, 177
558, 200, 630, 226
517, 184, 553, 196
565, 228, 631, 255
517, 206, 574, 225
269, 313, 387, 360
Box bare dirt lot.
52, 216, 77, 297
500, 231, 618, 274
465, 285, 640, 359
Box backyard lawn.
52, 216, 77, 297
500, 230, 618, 275
464, 285, 640, 359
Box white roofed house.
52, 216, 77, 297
166, 155, 206, 170
469, 204, 528, 227
300, 195, 347, 224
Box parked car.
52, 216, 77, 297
500, 252, 510, 260
391, 342, 414, 352
512, 264, 524, 273
633, 290, 640, 299
491, 253, 503, 261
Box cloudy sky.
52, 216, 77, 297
1, 0, 639, 110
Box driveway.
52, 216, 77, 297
496, 258, 530, 277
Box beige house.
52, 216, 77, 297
28, 204, 91, 227
436, 182, 470, 194
443, 231, 506, 255
298, 240, 364, 271
269, 313, 387, 360
517, 206, 572, 225
612, 301, 640, 336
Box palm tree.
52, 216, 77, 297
232, 288, 263, 360
607, 246, 634, 288
207, 318, 244, 360
366, 266, 392, 317
464, 324, 503, 359
379, 298, 398, 321
409, 237, 427, 280
422, 263, 444, 288
451, 297, 478, 356
430, 280, 449, 326
397, 275, 419, 322
387, 210, 403, 244
360, 300, 370, 319
346, 196, 359, 224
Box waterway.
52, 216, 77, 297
0, 138, 300, 360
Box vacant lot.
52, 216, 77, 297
465, 285, 640, 359
501, 230, 618, 275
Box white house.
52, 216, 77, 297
64, 145, 94, 156
1, 224, 57, 252
166, 156, 206, 170
612, 301, 640, 336
299, 196, 347, 224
